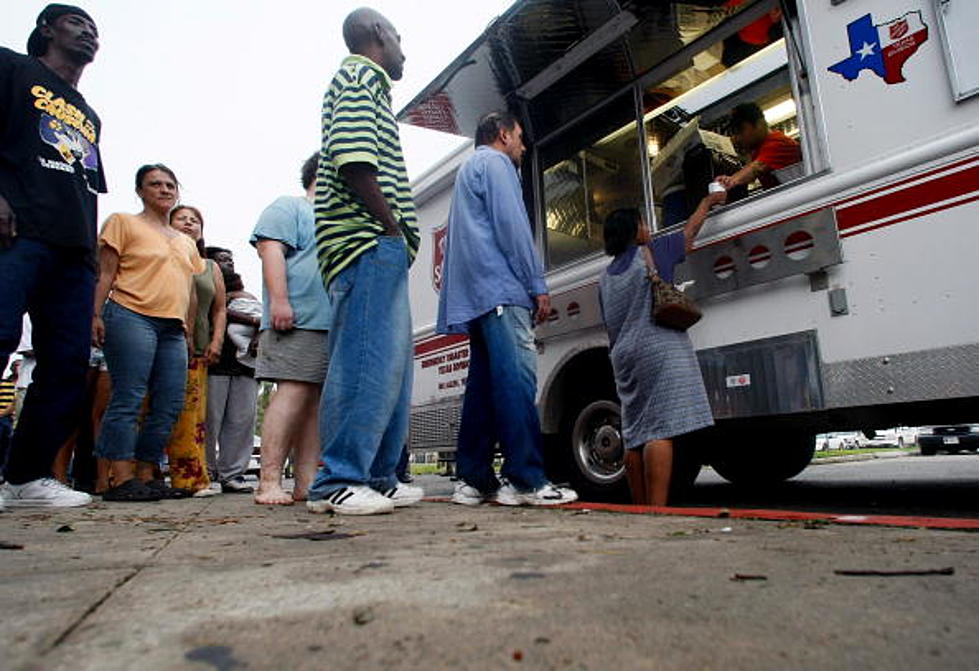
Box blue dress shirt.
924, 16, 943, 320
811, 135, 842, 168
436, 146, 549, 335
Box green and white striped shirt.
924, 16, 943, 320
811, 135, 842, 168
314, 54, 419, 287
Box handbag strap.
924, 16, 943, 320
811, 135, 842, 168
639, 244, 660, 280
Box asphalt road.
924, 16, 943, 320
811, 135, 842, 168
418, 453, 979, 518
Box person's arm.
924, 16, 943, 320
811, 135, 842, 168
0, 194, 16, 249
91, 244, 120, 347
683, 191, 728, 254
339, 163, 401, 237
205, 265, 227, 365
256, 239, 293, 331
483, 156, 550, 322
185, 280, 198, 356
717, 160, 767, 189
227, 306, 260, 327
326, 73, 400, 237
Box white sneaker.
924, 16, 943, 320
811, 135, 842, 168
0, 478, 93, 508
451, 482, 486, 506
306, 485, 395, 515
494, 481, 578, 507
381, 482, 424, 508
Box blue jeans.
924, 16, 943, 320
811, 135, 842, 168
457, 306, 548, 493
309, 237, 413, 498
0, 238, 94, 484
95, 301, 188, 464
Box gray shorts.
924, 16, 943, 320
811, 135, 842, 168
255, 329, 329, 384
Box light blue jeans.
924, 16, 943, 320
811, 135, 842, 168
95, 301, 188, 464
309, 237, 413, 498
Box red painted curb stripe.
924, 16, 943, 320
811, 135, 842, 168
424, 498, 979, 530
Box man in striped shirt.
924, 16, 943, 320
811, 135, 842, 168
308, 8, 423, 516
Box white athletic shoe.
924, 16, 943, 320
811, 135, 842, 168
0, 478, 93, 508
306, 485, 395, 515
381, 482, 424, 508
494, 481, 578, 507
451, 482, 486, 506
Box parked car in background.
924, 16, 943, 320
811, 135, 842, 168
815, 432, 865, 451
864, 427, 918, 449
918, 425, 979, 455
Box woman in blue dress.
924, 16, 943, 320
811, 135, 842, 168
599, 192, 725, 505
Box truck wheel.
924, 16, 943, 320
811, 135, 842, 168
552, 398, 704, 502
564, 399, 629, 501
710, 432, 815, 486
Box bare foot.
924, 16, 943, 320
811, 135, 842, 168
292, 490, 308, 502
254, 485, 294, 505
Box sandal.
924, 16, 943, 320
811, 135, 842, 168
145, 479, 193, 499
101, 478, 162, 502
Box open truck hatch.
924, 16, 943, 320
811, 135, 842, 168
398, 0, 770, 141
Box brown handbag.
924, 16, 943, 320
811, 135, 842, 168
640, 244, 702, 331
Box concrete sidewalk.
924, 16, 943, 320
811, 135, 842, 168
2, 495, 977, 671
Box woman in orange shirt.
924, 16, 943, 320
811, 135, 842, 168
92, 164, 205, 502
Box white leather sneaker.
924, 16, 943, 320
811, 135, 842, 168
0, 478, 93, 508
307, 485, 395, 515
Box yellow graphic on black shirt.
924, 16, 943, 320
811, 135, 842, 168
31, 85, 96, 144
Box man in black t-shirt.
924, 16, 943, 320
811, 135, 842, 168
0, 5, 106, 508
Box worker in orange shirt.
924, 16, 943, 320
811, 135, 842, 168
717, 102, 802, 191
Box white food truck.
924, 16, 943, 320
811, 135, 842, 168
397, 0, 979, 498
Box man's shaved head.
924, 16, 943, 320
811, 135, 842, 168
341, 7, 405, 80
343, 7, 387, 52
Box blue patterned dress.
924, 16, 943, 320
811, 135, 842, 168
599, 234, 714, 449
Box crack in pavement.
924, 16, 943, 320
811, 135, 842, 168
40, 497, 218, 656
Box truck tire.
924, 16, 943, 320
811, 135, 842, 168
550, 397, 704, 502
562, 399, 630, 501
710, 432, 815, 486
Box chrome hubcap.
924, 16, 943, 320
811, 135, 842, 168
572, 400, 625, 485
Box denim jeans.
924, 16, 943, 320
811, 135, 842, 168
95, 301, 188, 464
457, 305, 548, 493
0, 238, 94, 484
309, 237, 413, 498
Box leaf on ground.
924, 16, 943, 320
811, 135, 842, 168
0, 540, 24, 550
834, 567, 954, 577
353, 606, 375, 625
271, 530, 365, 541
731, 573, 768, 581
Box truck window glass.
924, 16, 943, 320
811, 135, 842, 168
644, 31, 805, 229
539, 92, 641, 269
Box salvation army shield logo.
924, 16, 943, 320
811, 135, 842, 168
828, 11, 928, 85
432, 221, 447, 293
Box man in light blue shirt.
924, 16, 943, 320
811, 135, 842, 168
249, 153, 333, 506
437, 112, 577, 508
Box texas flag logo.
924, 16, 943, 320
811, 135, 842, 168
828, 11, 928, 85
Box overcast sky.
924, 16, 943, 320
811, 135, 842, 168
2, 0, 514, 292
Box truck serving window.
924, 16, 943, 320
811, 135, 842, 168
645, 32, 805, 229
532, 1, 807, 269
